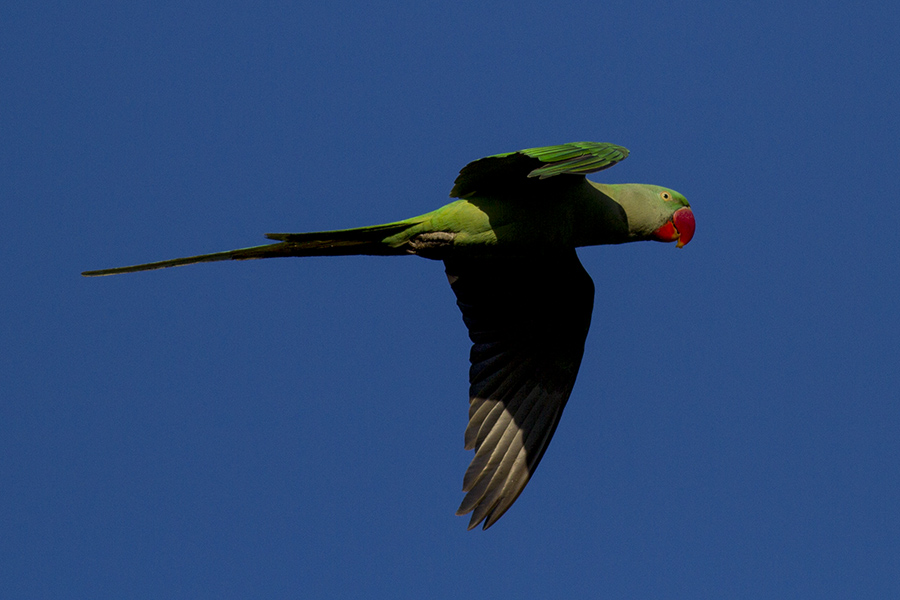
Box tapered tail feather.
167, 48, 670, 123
81, 243, 300, 276
81, 221, 416, 277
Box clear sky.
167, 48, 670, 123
3, 1, 899, 597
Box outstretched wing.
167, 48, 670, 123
450, 141, 629, 199
444, 250, 595, 529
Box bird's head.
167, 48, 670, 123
648, 186, 695, 248
608, 184, 695, 248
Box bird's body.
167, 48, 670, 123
84, 142, 695, 529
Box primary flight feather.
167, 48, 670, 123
83, 141, 695, 530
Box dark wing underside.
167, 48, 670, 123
444, 250, 595, 529
449, 141, 629, 199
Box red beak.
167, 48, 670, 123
653, 207, 695, 247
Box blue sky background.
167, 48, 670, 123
3, 1, 899, 597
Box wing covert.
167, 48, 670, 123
450, 141, 628, 198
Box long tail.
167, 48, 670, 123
81, 221, 417, 277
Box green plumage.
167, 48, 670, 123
449, 141, 628, 198
83, 141, 693, 531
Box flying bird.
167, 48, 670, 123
83, 142, 695, 529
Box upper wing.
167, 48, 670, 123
450, 142, 629, 199
444, 250, 595, 529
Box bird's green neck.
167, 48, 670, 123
569, 181, 632, 247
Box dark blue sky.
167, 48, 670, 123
4, 1, 899, 597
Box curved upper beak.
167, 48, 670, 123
673, 206, 695, 247
653, 206, 695, 247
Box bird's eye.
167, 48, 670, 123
659, 191, 672, 201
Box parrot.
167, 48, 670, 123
83, 141, 695, 530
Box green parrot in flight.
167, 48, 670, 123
83, 142, 695, 530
